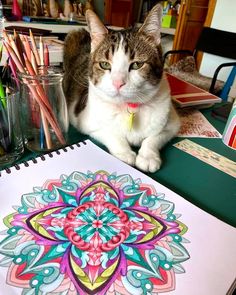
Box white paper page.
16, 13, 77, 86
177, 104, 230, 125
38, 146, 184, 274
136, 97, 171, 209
0, 140, 235, 295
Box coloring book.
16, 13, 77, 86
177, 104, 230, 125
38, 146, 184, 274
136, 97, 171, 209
0, 140, 235, 295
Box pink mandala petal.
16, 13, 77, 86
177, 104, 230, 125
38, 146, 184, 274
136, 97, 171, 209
152, 269, 176, 292
7, 263, 31, 289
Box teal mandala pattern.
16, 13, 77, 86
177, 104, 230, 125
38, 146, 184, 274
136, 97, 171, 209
0, 171, 190, 294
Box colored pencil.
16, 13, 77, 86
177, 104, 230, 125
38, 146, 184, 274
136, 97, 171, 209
21, 35, 32, 61
44, 44, 49, 66
39, 36, 44, 66
13, 29, 25, 66
2, 30, 66, 148
29, 29, 40, 65
0, 78, 6, 108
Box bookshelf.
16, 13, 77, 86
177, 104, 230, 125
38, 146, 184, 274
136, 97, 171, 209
4, 20, 175, 34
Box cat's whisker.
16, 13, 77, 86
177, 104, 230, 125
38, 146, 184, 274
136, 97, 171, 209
135, 95, 148, 105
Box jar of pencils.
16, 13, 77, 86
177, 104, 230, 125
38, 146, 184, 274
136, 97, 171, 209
18, 67, 69, 152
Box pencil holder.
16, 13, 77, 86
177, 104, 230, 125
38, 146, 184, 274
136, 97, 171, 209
18, 67, 69, 152
222, 100, 236, 150
0, 87, 24, 166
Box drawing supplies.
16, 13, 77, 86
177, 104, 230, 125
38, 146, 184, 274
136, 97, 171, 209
23, 56, 51, 110
21, 34, 32, 61
44, 44, 49, 66
29, 29, 40, 65
13, 29, 25, 66
3, 29, 67, 150
0, 108, 8, 151
21, 62, 65, 145
39, 36, 44, 66
2, 30, 10, 44
8, 56, 18, 87
222, 100, 236, 149
0, 87, 10, 153
0, 140, 235, 294
0, 78, 6, 108
23, 52, 52, 149
173, 139, 236, 178
30, 51, 38, 73
3, 41, 25, 73
8, 35, 23, 67
0, 44, 3, 62
5, 86, 11, 135
4, 25, 52, 36
0, 87, 24, 165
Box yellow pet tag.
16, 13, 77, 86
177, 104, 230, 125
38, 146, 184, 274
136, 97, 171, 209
127, 103, 140, 131
128, 111, 135, 131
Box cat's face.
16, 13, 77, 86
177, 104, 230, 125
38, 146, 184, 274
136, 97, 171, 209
89, 30, 163, 104
86, 4, 163, 105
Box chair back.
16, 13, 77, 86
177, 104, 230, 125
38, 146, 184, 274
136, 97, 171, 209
195, 27, 236, 60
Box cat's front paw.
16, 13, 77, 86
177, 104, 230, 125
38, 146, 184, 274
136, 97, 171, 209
135, 154, 161, 173
114, 151, 136, 166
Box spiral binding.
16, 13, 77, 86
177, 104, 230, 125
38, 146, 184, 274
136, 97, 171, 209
0, 141, 87, 177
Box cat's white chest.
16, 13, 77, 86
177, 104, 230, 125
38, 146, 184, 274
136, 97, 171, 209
74, 94, 169, 147
124, 102, 169, 145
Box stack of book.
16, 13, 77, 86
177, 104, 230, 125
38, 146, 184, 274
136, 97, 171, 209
166, 72, 222, 108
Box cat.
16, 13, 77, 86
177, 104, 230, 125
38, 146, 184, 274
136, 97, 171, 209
63, 4, 180, 173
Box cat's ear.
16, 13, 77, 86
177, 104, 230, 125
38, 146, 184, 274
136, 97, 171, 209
86, 9, 108, 52
138, 4, 162, 45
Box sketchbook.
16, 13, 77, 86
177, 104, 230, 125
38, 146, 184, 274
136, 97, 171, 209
166, 73, 222, 107
0, 140, 235, 295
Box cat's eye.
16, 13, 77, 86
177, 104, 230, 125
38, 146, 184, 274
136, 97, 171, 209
99, 62, 111, 70
130, 62, 144, 70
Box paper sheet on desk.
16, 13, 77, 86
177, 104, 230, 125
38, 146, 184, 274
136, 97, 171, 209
174, 139, 236, 178
177, 109, 222, 138
0, 140, 236, 295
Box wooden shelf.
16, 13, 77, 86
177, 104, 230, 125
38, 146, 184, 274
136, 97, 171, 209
3, 21, 122, 34
160, 27, 176, 35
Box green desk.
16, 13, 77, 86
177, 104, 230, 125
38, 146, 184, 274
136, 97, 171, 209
1, 106, 236, 227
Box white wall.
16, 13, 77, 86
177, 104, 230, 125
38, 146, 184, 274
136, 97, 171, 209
199, 0, 236, 81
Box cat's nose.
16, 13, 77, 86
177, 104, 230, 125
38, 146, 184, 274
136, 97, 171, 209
112, 79, 126, 90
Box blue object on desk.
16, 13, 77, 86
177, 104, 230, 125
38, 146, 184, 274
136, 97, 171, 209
220, 66, 236, 101
22, 16, 81, 25
23, 16, 58, 23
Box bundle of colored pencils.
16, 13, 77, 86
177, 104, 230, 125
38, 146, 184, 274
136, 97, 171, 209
2, 29, 65, 149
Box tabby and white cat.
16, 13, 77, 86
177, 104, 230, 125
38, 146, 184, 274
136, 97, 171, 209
63, 4, 180, 173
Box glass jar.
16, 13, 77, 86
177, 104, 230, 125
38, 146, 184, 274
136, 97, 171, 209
0, 86, 24, 166
18, 67, 69, 152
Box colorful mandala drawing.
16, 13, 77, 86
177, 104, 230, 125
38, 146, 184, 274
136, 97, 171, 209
0, 171, 190, 295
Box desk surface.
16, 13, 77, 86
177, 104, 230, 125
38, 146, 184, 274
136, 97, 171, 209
1, 106, 235, 227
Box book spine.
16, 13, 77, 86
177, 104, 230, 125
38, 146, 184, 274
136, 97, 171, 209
0, 141, 87, 177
